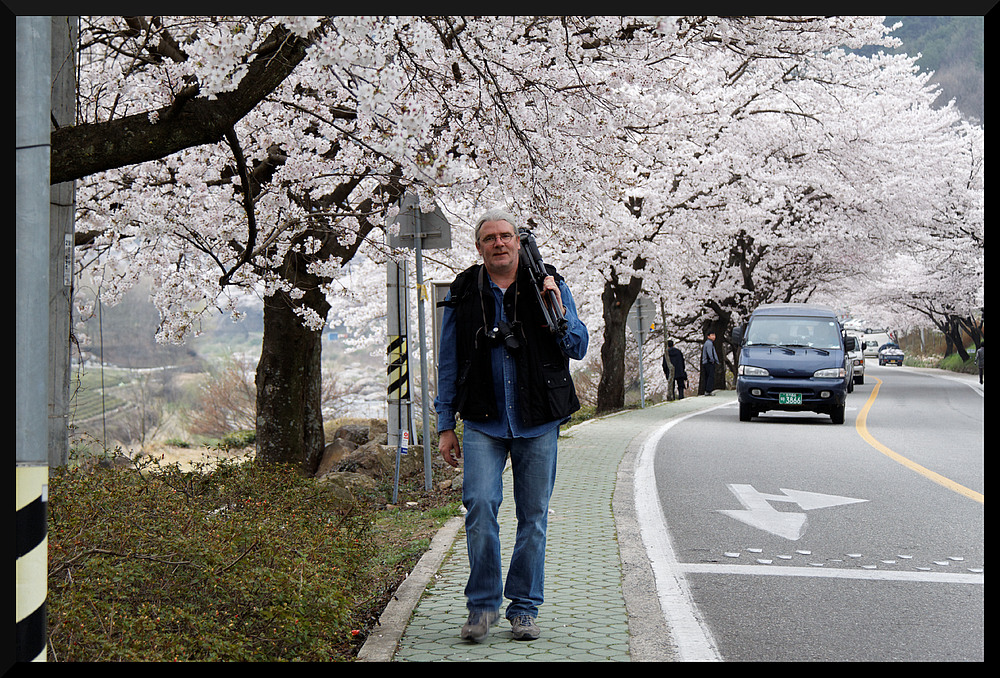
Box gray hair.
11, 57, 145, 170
474, 208, 519, 242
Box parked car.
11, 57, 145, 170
862, 331, 892, 357
846, 334, 865, 385
878, 342, 904, 366
735, 303, 851, 424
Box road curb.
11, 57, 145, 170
356, 515, 464, 661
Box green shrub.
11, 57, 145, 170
47, 456, 381, 661
562, 404, 598, 430
218, 429, 256, 450
938, 352, 978, 374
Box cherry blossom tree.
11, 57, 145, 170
64, 16, 718, 468
852, 119, 984, 357
526, 17, 888, 407
62, 16, 983, 467
546, 19, 984, 408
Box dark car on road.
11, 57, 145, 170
735, 303, 851, 424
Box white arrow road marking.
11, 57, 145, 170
716, 484, 868, 540
773, 487, 868, 511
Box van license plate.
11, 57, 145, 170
779, 393, 802, 405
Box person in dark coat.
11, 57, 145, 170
663, 340, 687, 399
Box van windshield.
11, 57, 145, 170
745, 316, 842, 350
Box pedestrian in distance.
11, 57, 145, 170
435, 208, 589, 643
665, 340, 687, 399
975, 343, 983, 384
701, 331, 719, 395
661, 353, 673, 400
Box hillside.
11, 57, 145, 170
880, 16, 984, 123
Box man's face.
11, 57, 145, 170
476, 219, 520, 276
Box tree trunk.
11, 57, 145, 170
250, 186, 403, 474
255, 286, 329, 474
595, 272, 642, 414
957, 314, 983, 350
940, 320, 956, 357
697, 315, 731, 394
947, 314, 971, 361
714, 311, 734, 390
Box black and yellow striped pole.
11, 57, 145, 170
387, 256, 414, 447
387, 331, 409, 505
387, 257, 415, 504
387, 334, 410, 403
16, 466, 48, 662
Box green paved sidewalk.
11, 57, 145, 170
361, 393, 736, 662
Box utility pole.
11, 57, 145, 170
49, 16, 78, 468
16, 15, 52, 664
627, 295, 656, 408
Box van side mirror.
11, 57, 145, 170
732, 323, 746, 347
844, 336, 857, 351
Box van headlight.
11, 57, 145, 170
813, 367, 845, 378
739, 365, 769, 377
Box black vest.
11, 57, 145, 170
441, 263, 580, 428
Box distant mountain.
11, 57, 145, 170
882, 16, 984, 123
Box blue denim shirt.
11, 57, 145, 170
435, 273, 588, 439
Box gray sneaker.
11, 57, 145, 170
460, 610, 499, 642
510, 614, 540, 640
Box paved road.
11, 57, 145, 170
648, 364, 984, 661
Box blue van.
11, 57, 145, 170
735, 303, 851, 424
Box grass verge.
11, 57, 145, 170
46, 452, 461, 662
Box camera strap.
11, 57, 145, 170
478, 264, 518, 340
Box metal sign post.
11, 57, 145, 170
412, 212, 432, 492
627, 295, 657, 408
387, 193, 451, 491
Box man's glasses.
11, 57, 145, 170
480, 232, 517, 245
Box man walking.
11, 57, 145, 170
435, 208, 589, 642
701, 331, 719, 395
665, 340, 687, 399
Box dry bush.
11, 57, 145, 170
186, 356, 257, 439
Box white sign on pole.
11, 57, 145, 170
627, 295, 657, 340
627, 295, 657, 407
387, 192, 452, 250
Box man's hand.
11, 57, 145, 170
542, 275, 565, 314
439, 429, 462, 467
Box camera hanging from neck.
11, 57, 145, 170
477, 264, 522, 353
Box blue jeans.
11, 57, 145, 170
461, 425, 559, 620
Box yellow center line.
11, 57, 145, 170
856, 377, 983, 504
